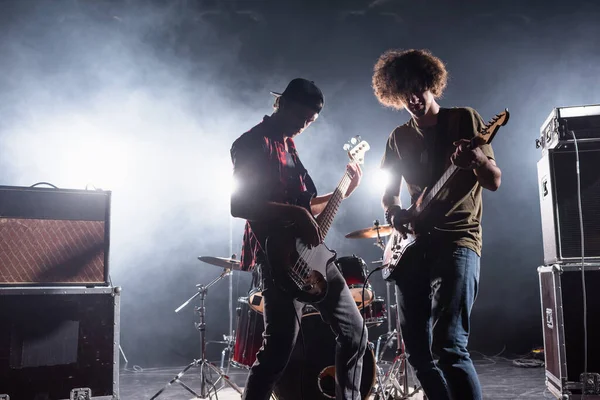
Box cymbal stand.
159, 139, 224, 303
150, 268, 243, 400
218, 252, 236, 374
225, 216, 236, 372
371, 219, 395, 363
371, 220, 422, 399
374, 285, 422, 399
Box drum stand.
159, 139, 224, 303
370, 221, 422, 400
150, 268, 243, 400
209, 254, 237, 374
373, 285, 422, 400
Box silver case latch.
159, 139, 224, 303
581, 373, 600, 395
70, 388, 92, 400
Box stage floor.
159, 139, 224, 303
119, 359, 550, 399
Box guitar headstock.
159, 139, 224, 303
473, 109, 510, 147
343, 135, 370, 164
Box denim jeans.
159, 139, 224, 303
242, 261, 367, 400
394, 242, 482, 400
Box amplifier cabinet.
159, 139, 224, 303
539, 104, 600, 151
0, 286, 120, 400
0, 185, 111, 286
537, 144, 600, 264
538, 264, 600, 399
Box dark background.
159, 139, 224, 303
0, 0, 599, 367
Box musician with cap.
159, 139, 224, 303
230, 78, 366, 400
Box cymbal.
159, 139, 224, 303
198, 256, 242, 271
345, 224, 393, 239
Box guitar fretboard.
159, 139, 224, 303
316, 171, 352, 238
417, 164, 459, 213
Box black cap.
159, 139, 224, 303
270, 78, 324, 113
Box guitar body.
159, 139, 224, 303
381, 230, 419, 281
265, 228, 337, 304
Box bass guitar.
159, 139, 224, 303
266, 136, 370, 304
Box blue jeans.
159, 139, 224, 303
394, 243, 482, 400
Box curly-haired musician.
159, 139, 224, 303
230, 78, 367, 400
372, 49, 502, 400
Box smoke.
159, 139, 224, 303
2, 0, 600, 367
0, 0, 275, 366
0, 0, 378, 366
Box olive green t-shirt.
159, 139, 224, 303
380, 107, 495, 256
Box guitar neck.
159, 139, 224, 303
417, 132, 498, 214
417, 164, 459, 213
316, 169, 353, 239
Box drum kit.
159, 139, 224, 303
151, 220, 422, 400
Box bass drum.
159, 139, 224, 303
273, 314, 375, 400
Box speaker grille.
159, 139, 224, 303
0, 219, 106, 284
561, 268, 600, 381
552, 149, 600, 259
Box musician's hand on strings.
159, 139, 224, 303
344, 163, 362, 198
292, 207, 322, 247
385, 205, 410, 233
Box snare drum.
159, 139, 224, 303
232, 297, 264, 369
336, 255, 374, 308
361, 297, 387, 328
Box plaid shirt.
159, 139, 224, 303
230, 115, 317, 271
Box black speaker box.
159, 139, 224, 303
0, 287, 120, 400
539, 264, 600, 399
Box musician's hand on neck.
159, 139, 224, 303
344, 163, 363, 198
450, 139, 488, 170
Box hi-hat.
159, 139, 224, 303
345, 224, 393, 239
198, 256, 242, 271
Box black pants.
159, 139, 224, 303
242, 263, 367, 400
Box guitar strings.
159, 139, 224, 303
291, 177, 350, 284
297, 171, 351, 274
290, 170, 353, 287
290, 154, 357, 285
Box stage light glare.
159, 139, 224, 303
209, 168, 238, 199
374, 168, 391, 191
230, 174, 238, 195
